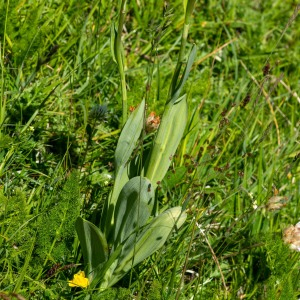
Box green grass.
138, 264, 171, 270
0, 0, 300, 299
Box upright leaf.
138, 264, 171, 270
76, 217, 108, 280
115, 99, 145, 170
110, 23, 117, 63
102, 100, 145, 237
169, 45, 197, 104
145, 96, 188, 188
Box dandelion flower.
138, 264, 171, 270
68, 271, 89, 288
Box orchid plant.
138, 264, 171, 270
75, 0, 197, 291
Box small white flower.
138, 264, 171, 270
252, 200, 258, 210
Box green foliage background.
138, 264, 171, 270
0, 0, 299, 299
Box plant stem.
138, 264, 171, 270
169, 0, 196, 99
0, 0, 10, 136
115, 0, 127, 125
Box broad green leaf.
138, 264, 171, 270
114, 99, 145, 170
101, 166, 129, 239
103, 100, 145, 239
75, 217, 108, 280
113, 176, 154, 249
109, 207, 187, 287
145, 96, 188, 188
144, 46, 195, 187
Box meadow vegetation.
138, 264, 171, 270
0, 0, 299, 299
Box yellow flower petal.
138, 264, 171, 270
68, 271, 89, 288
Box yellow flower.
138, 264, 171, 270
68, 271, 89, 288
